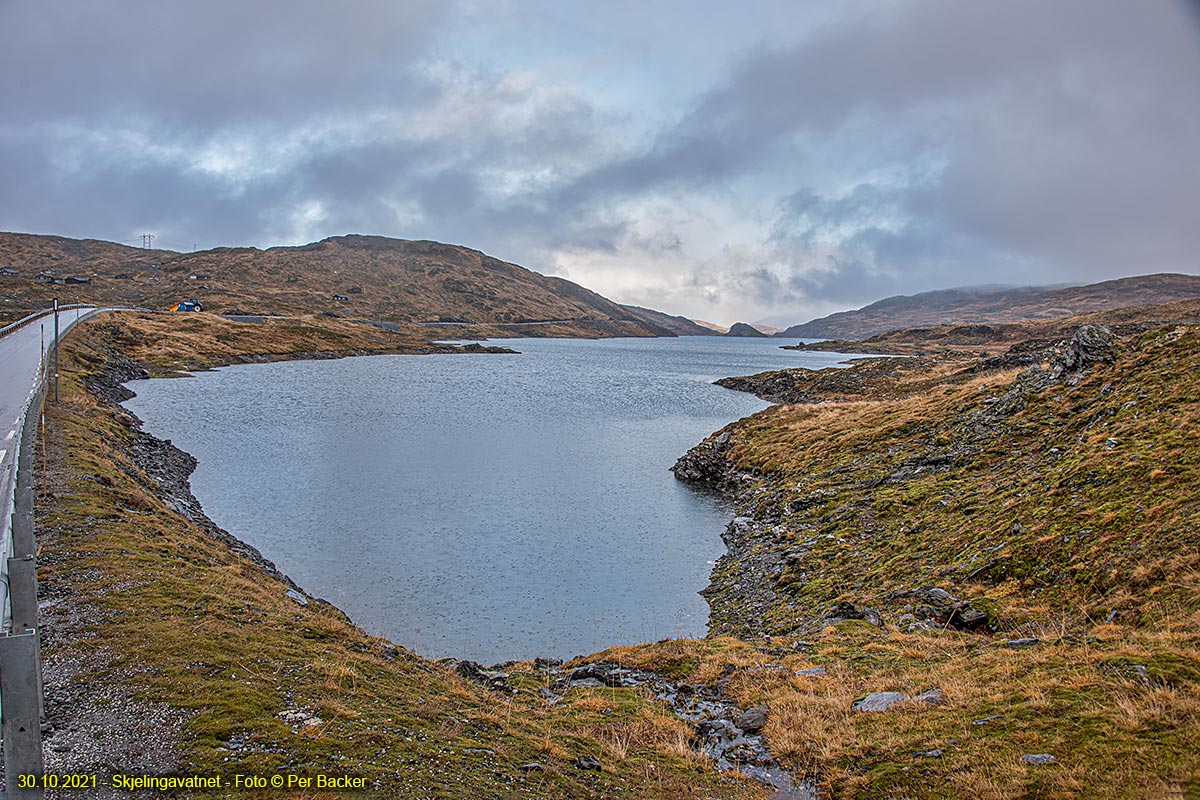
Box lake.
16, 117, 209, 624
123, 336, 850, 662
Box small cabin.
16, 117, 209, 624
36, 274, 63, 285
188, 273, 211, 281
65, 276, 92, 285
347, 286, 363, 294
0, 267, 17, 276
332, 294, 351, 302
173, 299, 204, 312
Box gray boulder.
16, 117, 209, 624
1021, 753, 1057, 766
732, 705, 769, 734
852, 691, 910, 712
824, 601, 885, 628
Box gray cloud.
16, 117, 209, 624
558, 2, 1200, 303
1, 1, 445, 126
1, 1, 1197, 323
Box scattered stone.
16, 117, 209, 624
456, 660, 512, 691
561, 662, 658, 688
926, 587, 957, 605
697, 718, 742, 739
913, 688, 945, 706
823, 601, 885, 628
722, 740, 773, 765
852, 692, 910, 713
277, 708, 322, 727
519, 762, 544, 773
463, 747, 495, 756
732, 705, 769, 734
284, 588, 308, 606
538, 687, 564, 706
794, 667, 826, 677
671, 431, 739, 489
915, 749, 942, 759
534, 657, 563, 670
972, 715, 1004, 725
946, 601, 991, 632
1006, 638, 1039, 648
1021, 753, 1057, 766
547, 650, 812, 793
1105, 438, 1119, 450
574, 755, 601, 771
1057, 325, 1115, 374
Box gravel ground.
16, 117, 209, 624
16, 412, 192, 799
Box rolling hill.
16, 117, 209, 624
777, 274, 1200, 340
0, 231, 710, 336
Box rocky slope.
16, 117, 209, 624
777, 274, 1200, 340
618, 304, 718, 336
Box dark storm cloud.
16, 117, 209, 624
0, 1, 445, 126
1, 1, 1197, 322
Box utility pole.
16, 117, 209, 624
141, 233, 155, 249
53, 298, 59, 403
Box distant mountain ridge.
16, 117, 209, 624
615, 304, 716, 336
778, 274, 1200, 340
0, 231, 710, 336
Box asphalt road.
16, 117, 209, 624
0, 307, 105, 627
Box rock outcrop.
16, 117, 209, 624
724, 322, 768, 338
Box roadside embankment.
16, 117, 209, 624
33, 313, 765, 799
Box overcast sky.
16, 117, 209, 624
2, 1, 1198, 325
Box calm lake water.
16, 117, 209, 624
123, 336, 850, 662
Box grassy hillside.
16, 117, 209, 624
666, 319, 1200, 797
0, 231, 696, 337
778, 275, 1200, 340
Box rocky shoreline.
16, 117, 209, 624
670, 430, 796, 639
672, 326, 1121, 640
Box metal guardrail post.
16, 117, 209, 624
4, 560, 37, 645
0, 631, 43, 798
